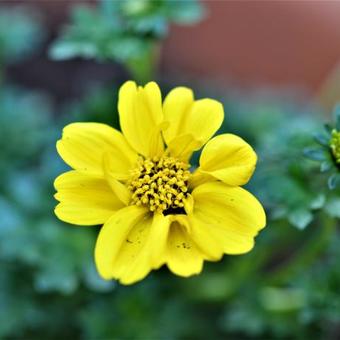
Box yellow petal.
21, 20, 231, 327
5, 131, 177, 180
56, 122, 137, 177
163, 87, 194, 143
189, 171, 215, 189
54, 171, 124, 225
103, 153, 131, 205
116, 213, 170, 284
166, 134, 201, 161
187, 215, 225, 260
95, 207, 170, 285
183, 194, 194, 215
147, 213, 171, 268
94, 206, 148, 280
163, 86, 224, 158
196, 134, 257, 186
184, 99, 224, 146
191, 182, 266, 255
165, 216, 204, 277
118, 81, 164, 157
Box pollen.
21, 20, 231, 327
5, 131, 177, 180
128, 156, 191, 213
330, 129, 340, 163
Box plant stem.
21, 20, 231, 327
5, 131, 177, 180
266, 212, 337, 285
126, 43, 160, 84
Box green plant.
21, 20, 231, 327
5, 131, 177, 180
49, 0, 204, 83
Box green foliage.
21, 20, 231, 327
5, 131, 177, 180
3, 76, 339, 338
1, 4, 340, 340
0, 7, 44, 65
49, 0, 204, 82
221, 97, 331, 230
304, 104, 340, 190
0, 88, 52, 176
0, 85, 117, 337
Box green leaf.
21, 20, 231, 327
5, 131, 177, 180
167, 0, 205, 25
303, 147, 327, 161
288, 209, 313, 230
310, 194, 325, 210
320, 160, 332, 172
130, 15, 168, 38
48, 0, 204, 68
313, 133, 330, 146
324, 123, 333, 135
328, 173, 340, 190
336, 113, 340, 131
120, 0, 154, 17
107, 37, 150, 62
0, 7, 44, 63
333, 103, 340, 130
325, 198, 340, 218
260, 287, 306, 311
83, 263, 115, 292
49, 41, 98, 60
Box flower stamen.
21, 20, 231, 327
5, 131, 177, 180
128, 156, 191, 213
330, 129, 340, 163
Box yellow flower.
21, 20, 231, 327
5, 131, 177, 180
54, 81, 266, 285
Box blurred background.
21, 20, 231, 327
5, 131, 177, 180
1, 1, 340, 339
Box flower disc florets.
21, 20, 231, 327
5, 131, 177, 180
330, 129, 340, 163
128, 156, 191, 213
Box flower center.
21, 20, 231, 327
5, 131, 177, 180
330, 129, 340, 163
128, 156, 191, 213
